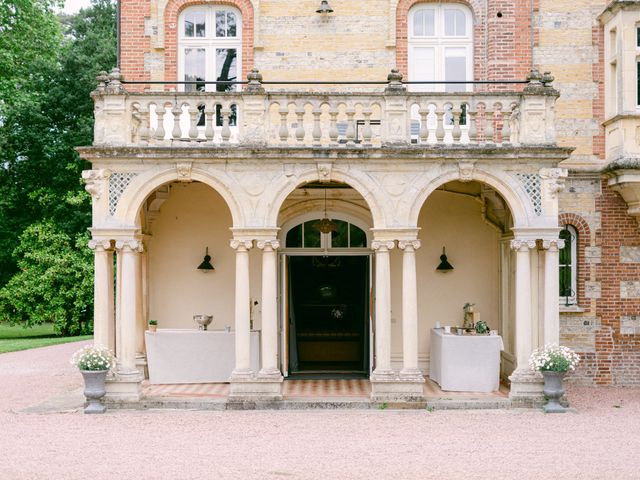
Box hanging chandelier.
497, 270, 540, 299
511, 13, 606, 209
313, 188, 338, 234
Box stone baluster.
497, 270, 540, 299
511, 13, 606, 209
329, 108, 339, 145
138, 104, 150, 145
468, 105, 478, 144
204, 103, 215, 143
362, 108, 373, 147
419, 107, 429, 144
295, 106, 306, 143
171, 103, 182, 140
451, 106, 462, 144
221, 106, 231, 143
435, 105, 446, 143
484, 105, 495, 144
312, 106, 323, 146
155, 104, 166, 142
501, 104, 512, 145
345, 108, 356, 146
188, 104, 199, 141
279, 106, 290, 143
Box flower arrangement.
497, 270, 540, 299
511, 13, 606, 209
529, 344, 580, 373
70, 346, 115, 372
474, 320, 490, 334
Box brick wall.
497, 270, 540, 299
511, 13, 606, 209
120, 0, 151, 88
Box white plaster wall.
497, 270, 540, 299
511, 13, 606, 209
390, 190, 501, 369
147, 182, 263, 330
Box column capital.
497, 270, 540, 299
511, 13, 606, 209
510, 239, 536, 251
115, 239, 144, 253
541, 238, 565, 251
230, 239, 253, 251
88, 239, 113, 251
398, 240, 421, 251
371, 240, 395, 252
256, 239, 280, 251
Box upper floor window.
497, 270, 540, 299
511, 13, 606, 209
559, 226, 577, 306
408, 4, 473, 92
179, 6, 241, 93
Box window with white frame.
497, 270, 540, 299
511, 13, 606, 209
559, 225, 577, 306
408, 4, 473, 92
178, 6, 241, 93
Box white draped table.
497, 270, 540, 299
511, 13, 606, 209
145, 329, 260, 384
429, 328, 504, 392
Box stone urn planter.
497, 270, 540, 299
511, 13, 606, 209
71, 345, 115, 415
542, 371, 566, 413
80, 370, 108, 414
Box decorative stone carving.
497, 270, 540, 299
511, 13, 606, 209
176, 162, 193, 182
230, 239, 254, 251
316, 162, 333, 183
256, 240, 280, 251
371, 240, 395, 251
540, 168, 568, 199
105, 67, 125, 94
88, 239, 112, 251
458, 162, 475, 183
108, 172, 138, 216
82, 169, 111, 200
514, 173, 542, 216
541, 238, 566, 251
115, 239, 144, 253
510, 239, 537, 251
398, 240, 421, 251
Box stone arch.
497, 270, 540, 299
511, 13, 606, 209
278, 198, 373, 230
559, 213, 591, 307
267, 169, 385, 229
115, 167, 243, 227
408, 166, 531, 228
163, 0, 255, 88
394, 0, 485, 80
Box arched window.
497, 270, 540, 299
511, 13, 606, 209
285, 219, 368, 249
559, 225, 578, 306
178, 6, 241, 93
408, 4, 473, 92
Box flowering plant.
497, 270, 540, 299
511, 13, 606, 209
70, 346, 115, 372
529, 344, 580, 373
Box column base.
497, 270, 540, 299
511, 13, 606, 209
370, 375, 425, 402
105, 370, 143, 403
509, 368, 544, 407
135, 353, 148, 380
229, 374, 283, 401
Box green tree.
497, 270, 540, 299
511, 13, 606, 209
0, 222, 93, 336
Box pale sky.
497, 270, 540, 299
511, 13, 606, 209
62, 0, 93, 14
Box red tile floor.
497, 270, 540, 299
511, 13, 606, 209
143, 378, 509, 400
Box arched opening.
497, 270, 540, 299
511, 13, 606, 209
408, 180, 516, 388
277, 181, 373, 378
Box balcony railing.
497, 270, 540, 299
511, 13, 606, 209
91, 69, 559, 149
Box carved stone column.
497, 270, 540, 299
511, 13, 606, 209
109, 239, 144, 401
509, 239, 542, 406
542, 238, 564, 345
371, 240, 395, 380
88, 239, 114, 351
229, 239, 254, 380
257, 240, 282, 380
398, 240, 423, 382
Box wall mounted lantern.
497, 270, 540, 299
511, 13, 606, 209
197, 247, 215, 272
316, 0, 334, 14
436, 247, 454, 272
313, 188, 338, 234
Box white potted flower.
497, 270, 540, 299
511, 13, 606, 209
70, 345, 116, 414
529, 344, 580, 413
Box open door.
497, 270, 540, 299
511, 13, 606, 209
280, 252, 288, 377
369, 254, 375, 376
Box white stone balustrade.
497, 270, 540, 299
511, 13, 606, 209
92, 89, 558, 148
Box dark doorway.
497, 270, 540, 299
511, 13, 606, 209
287, 256, 369, 376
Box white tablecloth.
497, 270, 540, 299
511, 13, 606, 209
429, 328, 503, 392
145, 329, 260, 384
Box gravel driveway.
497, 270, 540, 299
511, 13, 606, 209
1, 341, 639, 480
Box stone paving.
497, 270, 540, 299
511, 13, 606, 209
2, 340, 640, 479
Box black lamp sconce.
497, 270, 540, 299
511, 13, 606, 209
436, 247, 454, 272
316, 0, 333, 14
197, 247, 215, 272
